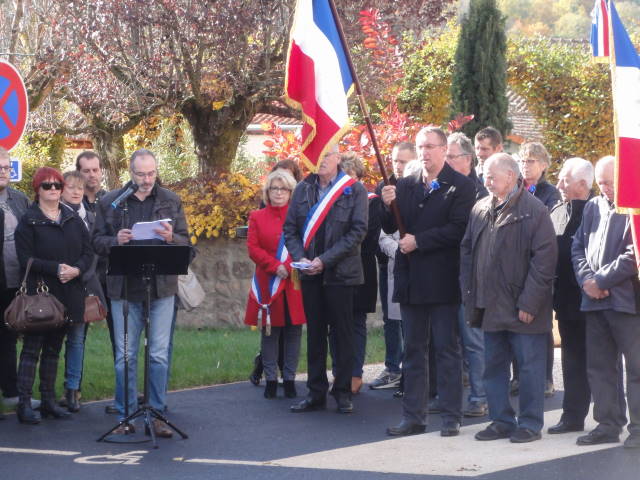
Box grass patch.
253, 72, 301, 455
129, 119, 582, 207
22, 323, 386, 403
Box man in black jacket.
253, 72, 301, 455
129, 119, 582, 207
284, 150, 368, 414
548, 157, 594, 434
381, 127, 475, 437
93, 149, 190, 438
0, 148, 30, 413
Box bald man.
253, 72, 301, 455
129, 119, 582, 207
460, 153, 557, 443
571, 156, 640, 449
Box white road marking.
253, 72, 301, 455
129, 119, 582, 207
179, 408, 623, 477
0, 447, 80, 456
74, 450, 148, 465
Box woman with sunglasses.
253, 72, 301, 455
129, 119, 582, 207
13, 167, 93, 424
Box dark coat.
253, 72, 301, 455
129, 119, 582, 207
469, 168, 488, 202
532, 176, 561, 211
550, 197, 590, 315
92, 184, 190, 300
354, 195, 382, 313
15, 203, 93, 324
571, 195, 640, 314
283, 171, 368, 286
460, 185, 557, 334
382, 162, 476, 305
0, 187, 30, 289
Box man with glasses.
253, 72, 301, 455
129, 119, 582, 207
93, 149, 190, 437
381, 127, 475, 437
0, 148, 30, 417
445, 132, 489, 418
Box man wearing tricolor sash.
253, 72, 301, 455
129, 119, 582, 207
283, 150, 368, 414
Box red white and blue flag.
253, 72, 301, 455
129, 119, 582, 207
593, 1, 640, 266
591, 0, 610, 62
285, 0, 354, 171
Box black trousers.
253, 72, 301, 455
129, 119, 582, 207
17, 329, 66, 402
586, 310, 640, 436
400, 303, 462, 425
0, 288, 19, 398
301, 278, 354, 400
556, 306, 591, 425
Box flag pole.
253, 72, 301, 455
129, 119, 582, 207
327, 0, 406, 236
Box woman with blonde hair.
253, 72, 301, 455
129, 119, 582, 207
244, 170, 306, 399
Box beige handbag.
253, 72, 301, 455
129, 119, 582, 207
177, 267, 205, 311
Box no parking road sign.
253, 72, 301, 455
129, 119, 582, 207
0, 61, 29, 151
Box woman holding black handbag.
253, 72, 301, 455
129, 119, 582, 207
14, 167, 93, 424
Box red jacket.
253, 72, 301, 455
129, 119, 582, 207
244, 204, 306, 327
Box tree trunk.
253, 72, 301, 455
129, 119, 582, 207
91, 129, 127, 189
181, 97, 258, 175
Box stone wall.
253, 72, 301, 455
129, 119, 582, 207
178, 237, 253, 328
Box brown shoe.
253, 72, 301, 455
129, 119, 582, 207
351, 377, 363, 395
112, 423, 136, 435
146, 418, 173, 438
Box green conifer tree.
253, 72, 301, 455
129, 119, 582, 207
451, 0, 511, 139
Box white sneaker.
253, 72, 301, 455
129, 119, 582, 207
2, 396, 41, 409
369, 369, 402, 390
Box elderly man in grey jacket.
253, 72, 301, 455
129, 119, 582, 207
460, 153, 557, 443
571, 155, 640, 449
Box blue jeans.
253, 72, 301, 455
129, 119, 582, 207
458, 307, 486, 403
64, 323, 88, 390
112, 295, 175, 419
484, 331, 547, 433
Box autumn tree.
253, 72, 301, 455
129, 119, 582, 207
451, 0, 511, 139
49, 0, 453, 175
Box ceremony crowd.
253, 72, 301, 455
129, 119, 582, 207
0, 125, 638, 449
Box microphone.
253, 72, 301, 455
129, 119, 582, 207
110, 182, 139, 209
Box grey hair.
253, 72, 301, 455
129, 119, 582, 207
416, 126, 447, 146
262, 169, 296, 205
447, 132, 475, 157
485, 153, 520, 177
0, 147, 10, 161
339, 152, 365, 179
130, 148, 157, 169
404, 159, 423, 178
595, 155, 615, 175
561, 157, 594, 188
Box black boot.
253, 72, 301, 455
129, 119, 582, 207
17, 400, 41, 425
264, 381, 278, 399
39, 398, 71, 419
284, 380, 297, 399
66, 389, 80, 413
249, 353, 263, 386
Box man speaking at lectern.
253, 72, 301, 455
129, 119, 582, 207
93, 149, 189, 438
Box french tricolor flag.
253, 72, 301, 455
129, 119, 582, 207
607, 1, 640, 212
284, 0, 354, 171
591, 0, 610, 62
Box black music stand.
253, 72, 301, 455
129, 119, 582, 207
98, 245, 191, 448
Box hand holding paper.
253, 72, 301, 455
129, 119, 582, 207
131, 218, 173, 241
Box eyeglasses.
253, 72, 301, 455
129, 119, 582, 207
445, 153, 469, 160
0, 166, 11, 172
132, 170, 157, 179
269, 187, 291, 193
519, 158, 539, 166
41, 182, 63, 191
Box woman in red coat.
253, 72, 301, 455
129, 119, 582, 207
245, 169, 306, 399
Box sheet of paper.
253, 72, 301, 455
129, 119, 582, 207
291, 262, 312, 270
131, 218, 172, 241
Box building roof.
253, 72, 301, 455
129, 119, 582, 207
507, 88, 544, 144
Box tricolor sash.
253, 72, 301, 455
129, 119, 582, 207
367, 192, 379, 200
250, 234, 289, 336
302, 170, 357, 249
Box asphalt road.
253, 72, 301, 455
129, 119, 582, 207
1, 368, 639, 479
